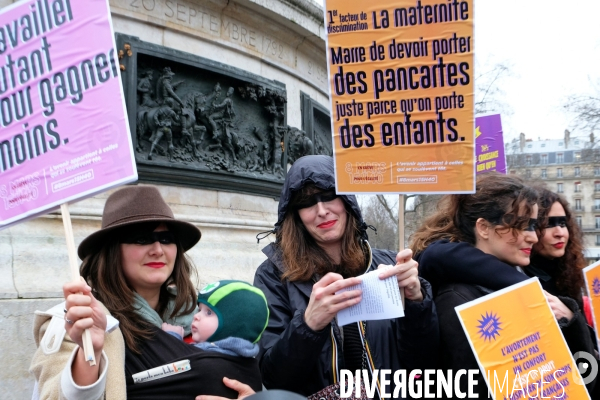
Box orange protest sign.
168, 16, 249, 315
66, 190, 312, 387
456, 279, 590, 399
583, 260, 600, 349
324, 0, 474, 193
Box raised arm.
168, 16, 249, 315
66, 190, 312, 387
31, 279, 120, 400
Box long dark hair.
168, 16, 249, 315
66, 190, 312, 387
279, 184, 365, 282
534, 188, 585, 300
80, 223, 197, 353
411, 173, 538, 253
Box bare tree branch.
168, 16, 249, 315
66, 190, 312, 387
376, 195, 397, 225
475, 62, 511, 116
564, 86, 600, 132
403, 194, 418, 215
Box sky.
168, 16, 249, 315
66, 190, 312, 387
474, 0, 600, 142
316, 0, 600, 211
317, 0, 600, 142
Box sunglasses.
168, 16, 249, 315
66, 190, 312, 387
490, 215, 538, 232
547, 216, 567, 228
294, 190, 339, 210
120, 231, 177, 245
524, 218, 538, 232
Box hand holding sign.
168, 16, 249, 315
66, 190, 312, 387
544, 291, 574, 322
63, 276, 106, 373
61, 204, 97, 365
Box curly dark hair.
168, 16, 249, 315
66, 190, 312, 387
533, 187, 585, 301
411, 172, 538, 253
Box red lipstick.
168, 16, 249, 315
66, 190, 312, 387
317, 220, 336, 229
553, 243, 564, 249
145, 262, 165, 268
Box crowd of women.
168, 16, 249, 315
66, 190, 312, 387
30, 154, 599, 399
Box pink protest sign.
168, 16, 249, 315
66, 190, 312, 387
0, 0, 137, 228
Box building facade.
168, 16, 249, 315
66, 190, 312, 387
506, 130, 600, 261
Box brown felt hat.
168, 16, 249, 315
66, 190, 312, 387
77, 185, 201, 259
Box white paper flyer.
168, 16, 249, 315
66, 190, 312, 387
336, 269, 404, 326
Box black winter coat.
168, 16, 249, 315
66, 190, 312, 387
417, 240, 597, 396
254, 243, 440, 398
254, 155, 439, 398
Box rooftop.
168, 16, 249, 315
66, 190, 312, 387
505, 135, 595, 154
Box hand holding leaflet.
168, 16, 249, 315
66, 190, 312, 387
336, 268, 404, 326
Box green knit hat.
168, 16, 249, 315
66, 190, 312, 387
197, 280, 269, 343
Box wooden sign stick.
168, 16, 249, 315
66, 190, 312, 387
398, 194, 405, 308
61, 203, 97, 366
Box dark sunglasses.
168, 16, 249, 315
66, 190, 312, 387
294, 190, 339, 210
120, 231, 177, 245
524, 218, 538, 232
547, 216, 567, 228
490, 215, 537, 232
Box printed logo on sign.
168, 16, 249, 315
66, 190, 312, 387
0, 173, 41, 210
593, 277, 600, 296
344, 162, 385, 184
477, 311, 502, 341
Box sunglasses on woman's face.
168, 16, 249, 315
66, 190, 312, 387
294, 190, 339, 210
120, 231, 176, 245
491, 216, 538, 231
524, 218, 538, 232
546, 216, 567, 228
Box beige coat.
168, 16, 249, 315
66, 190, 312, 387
29, 303, 126, 400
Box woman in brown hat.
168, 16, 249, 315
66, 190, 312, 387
30, 185, 256, 399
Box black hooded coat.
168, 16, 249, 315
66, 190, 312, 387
253, 155, 440, 398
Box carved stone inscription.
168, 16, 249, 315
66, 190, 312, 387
134, 53, 288, 179
297, 57, 328, 89
115, 0, 294, 66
